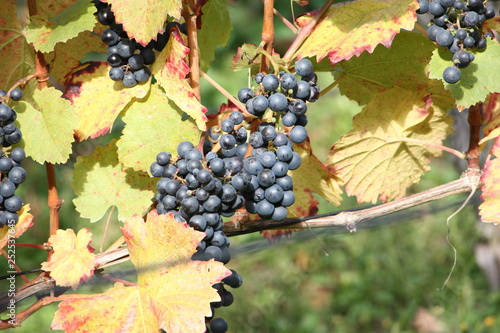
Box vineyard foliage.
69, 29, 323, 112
1, 0, 500, 331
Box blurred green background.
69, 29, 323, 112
2, 0, 500, 332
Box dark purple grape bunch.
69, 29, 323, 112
0, 89, 26, 227
150, 141, 243, 333
417, 0, 496, 84
93, 1, 186, 87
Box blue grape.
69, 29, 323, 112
237, 87, 253, 103
9, 89, 22, 101
271, 206, 288, 221
289, 125, 307, 143
268, 93, 288, 112
262, 74, 279, 92
280, 73, 297, 90
443, 66, 461, 84
295, 59, 313, 77
122, 72, 137, 87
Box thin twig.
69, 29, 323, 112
100, 206, 116, 253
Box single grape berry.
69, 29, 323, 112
109, 67, 125, 81
262, 74, 279, 92
122, 72, 138, 87
295, 58, 313, 77
101, 29, 119, 46
9, 89, 22, 101
443, 66, 461, 84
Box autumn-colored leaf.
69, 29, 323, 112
289, 146, 342, 215
52, 211, 230, 333
64, 61, 150, 141
479, 139, 500, 223
198, 0, 232, 71
334, 31, 454, 111
106, 0, 182, 46
41, 228, 95, 290
0, 0, 35, 90
294, 0, 417, 64
25, 0, 96, 53
72, 139, 156, 222
0, 205, 34, 249
45, 26, 107, 84
428, 40, 500, 110
117, 85, 201, 172
327, 88, 453, 204
151, 29, 208, 130
479, 93, 500, 146
15, 87, 78, 164
230, 43, 285, 74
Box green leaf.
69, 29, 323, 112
0, 0, 35, 90
327, 88, 453, 204
294, 0, 418, 64
25, 0, 97, 53
117, 85, 201, 172
15, 87, 78, 164
334, 31, 454, 110
65, 62, 150, 141
151, 31, 208, 131
230, 43, 285, 74
72, 139, 156, 222
198, 0, 232, 71
106, 0, 182, 46
428, 39, 500, 109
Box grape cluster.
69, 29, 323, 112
92, 1, 185, 87
417, 0, 497, 84
0, 89, 26, 227
151, 141, 243, 333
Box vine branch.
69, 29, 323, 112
260, 0, 275, 74
183, 0, 201, 100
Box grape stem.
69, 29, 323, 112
414, 22, 428, 37
199, 70, 251, 116
182, 0, 201, 100
260, 0, 275, 74
255, 46, 281, 75
319, 72, 344, 97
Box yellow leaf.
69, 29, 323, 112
294, 0, 417, 64
65, 62, 150, 141
479, 139, 500, 223
41, 228, 96, 290
151, 30, 208, 130
327, 88, 453, 203
52, 211, 230, 333
0, 205, 33, 249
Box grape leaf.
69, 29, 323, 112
151, 29, 208, 130
482, 17, 500, 36
289, 146, 342, 214
41, 228, 95, 290
198, 0, 232, 71
72, 139, 156, 222
64, 61, 150, 141
45, 26, 107, 85
327, 88, 453, 204
230, 43, 285, 74
15, 87, 78, 164
293, 0, 417, 64
25, 0, 97, 53
0, 0, 35, 90
479, 93, 500, 146
117, 85, 201, 172
479, 139, 500, 223
428, 40, 500, 109
37, 0, 81, 17
106, 0, 182, 46
0, 205, 33, 249
52, 211, 230, 333
333, 31, 454, 110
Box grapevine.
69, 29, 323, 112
0, 0, 499, 332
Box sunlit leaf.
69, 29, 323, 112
41, 228, 95, 290
294, 0, 417, 64
0, 205, 33, 249
117, 85, 201, 172
72, 139, 156, 222
52, 211, 230, 333
230, 43, 285, 74
327, 88, 453, 203
479, 139, 500, 223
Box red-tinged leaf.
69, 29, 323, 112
480, 93, 500, 146
106, 0, 182, 46
289, 146, 342, 213
294, 0, 418, 64
230, 43, 285, 74
52, 211, 230, 333
37, 0, 80, 17
0, 0, 35, 90
72, 139, 156, 222
41, 228, 95, 290
327, 88, 453, 204
24, 0, 96, 53
479, 139, 500, 223
151, 29, 208, 130
0, 205, 33, 249
482, 17, 500, 36
64, 61, 150, 141
45, 26, 107, 84
294, 0, 309, 5
261, 229, 294, 242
